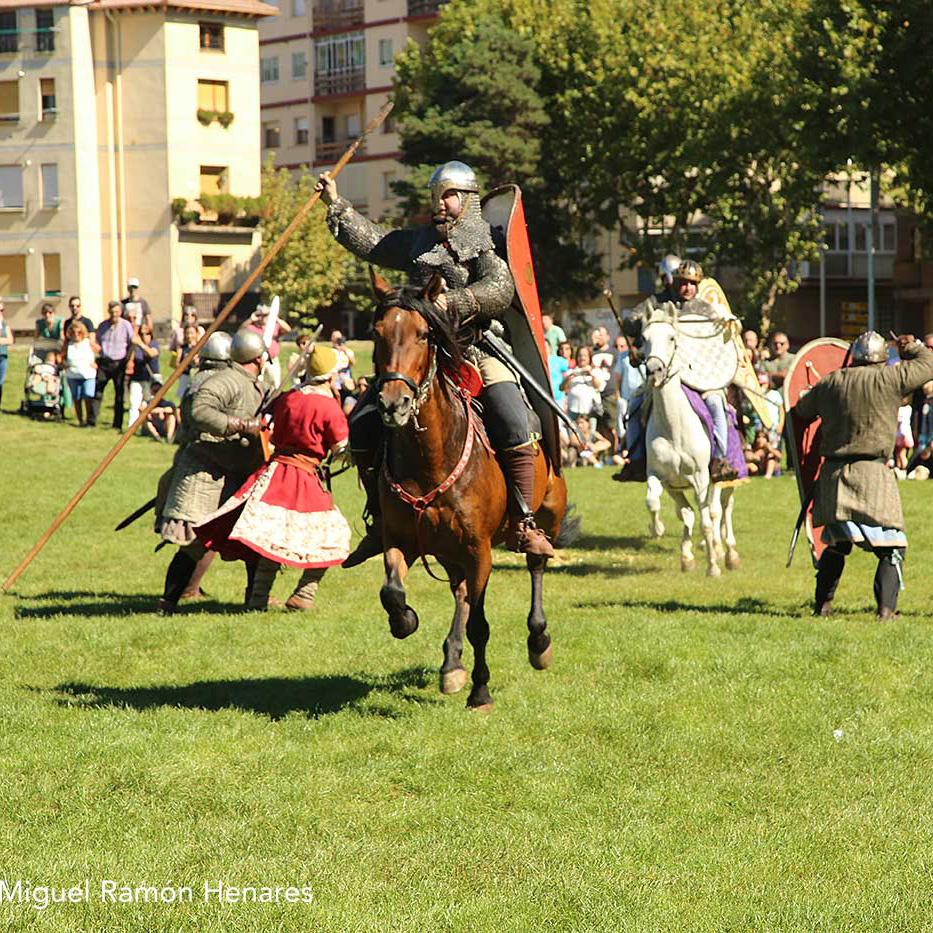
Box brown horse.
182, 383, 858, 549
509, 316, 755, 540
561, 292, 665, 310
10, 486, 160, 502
370, 273, 571, 709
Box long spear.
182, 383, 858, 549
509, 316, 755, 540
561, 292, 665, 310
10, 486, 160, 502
3, 101, 393, 592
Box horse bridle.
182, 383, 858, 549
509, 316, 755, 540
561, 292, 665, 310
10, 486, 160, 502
645, 322, 680, 389
375, 342, 438, 431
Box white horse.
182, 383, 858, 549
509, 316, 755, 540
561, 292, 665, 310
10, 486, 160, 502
641, 316, 739, 576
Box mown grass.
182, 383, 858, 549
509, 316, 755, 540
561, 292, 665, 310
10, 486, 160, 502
2, 343, 933, 931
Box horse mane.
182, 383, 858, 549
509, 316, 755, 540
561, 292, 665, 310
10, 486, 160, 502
375, 284, 465, 370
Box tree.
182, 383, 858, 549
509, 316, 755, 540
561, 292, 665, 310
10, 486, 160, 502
392, 0, 603, 311
259, 157, 353, 328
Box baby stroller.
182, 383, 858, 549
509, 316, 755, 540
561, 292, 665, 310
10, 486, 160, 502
21, 338, 64, 420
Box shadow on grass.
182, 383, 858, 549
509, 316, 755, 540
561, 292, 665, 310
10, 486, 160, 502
570, 534, 655, 551
491, 560, 661, 577
604, 596, 799, 618
14, 591, 247, 620
45, 666, 437, 720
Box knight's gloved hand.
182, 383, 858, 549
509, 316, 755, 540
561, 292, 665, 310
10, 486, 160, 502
896, 334, 921, 359
226, 416, 262, 437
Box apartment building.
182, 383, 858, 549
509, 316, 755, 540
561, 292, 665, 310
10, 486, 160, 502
0, 0, 274, 333
257, 0, 442, 221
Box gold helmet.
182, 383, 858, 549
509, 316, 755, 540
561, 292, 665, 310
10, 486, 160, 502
675, 259, 704, 284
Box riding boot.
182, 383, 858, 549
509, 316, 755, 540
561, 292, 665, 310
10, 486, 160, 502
286, 568, 326, 611
343, 456, 383, 569
160, 550, 197, 615
710, 457, 739, 483
245, 557, 279, 611
874, 548, 903, 620
499, 444, 554, 558
180, 549, 216, 601
814, 545, 847, 617
612, 456, 647, 482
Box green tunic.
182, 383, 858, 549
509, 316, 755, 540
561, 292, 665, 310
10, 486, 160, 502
793, 345, 933, 530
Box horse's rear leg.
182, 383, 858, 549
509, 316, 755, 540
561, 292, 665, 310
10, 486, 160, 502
440, 576, 469, 694
465, 548, 493, 710
709, 484, 726, 560
380, 547, 419, 639
669, 489, 696, 572
721, 487, 739, 570
646, 475, 665, 538
526, 553, 553, 670
695, 478, 721, 578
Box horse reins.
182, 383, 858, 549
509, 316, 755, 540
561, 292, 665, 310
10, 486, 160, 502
375, 343, 437, 432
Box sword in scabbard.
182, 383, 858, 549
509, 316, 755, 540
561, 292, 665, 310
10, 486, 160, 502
479, 329, 586, 443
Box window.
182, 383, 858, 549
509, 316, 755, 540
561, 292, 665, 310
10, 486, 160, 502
295, 116, 308, 145
381, 171, 396, 200
321, 115, 335, 142
0, 80, 18, 122
199, 165, 228, 196
291, 51, 307, 80
35, 9, 54, 53
0, 11, 17, 54
0, 165, 24, 209
40, 78, 56, 118
314, 33, 364, 74
855, 222, 868, 253
378, 38, 393, 67
382, 113, 396, 133
837, 221, 849, 252
0, 255, 27, 298
43, 254, 61, 296
201, 255, 228, 293
343, 113, 359, 139
292, 0, 306, 14
40, 163, 58, 208
261, 57, 279, 84
197, 79, 228, 113
882, 221, 896, 252
263, 122, 281, 148
199, 22, 224, 51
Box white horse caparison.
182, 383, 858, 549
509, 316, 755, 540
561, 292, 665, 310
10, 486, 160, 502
641, 316, 739, 576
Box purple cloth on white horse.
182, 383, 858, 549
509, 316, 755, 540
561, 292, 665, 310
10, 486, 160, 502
681, 385, 749, 479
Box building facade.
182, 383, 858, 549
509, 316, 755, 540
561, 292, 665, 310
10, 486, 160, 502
0, 0, 274, 333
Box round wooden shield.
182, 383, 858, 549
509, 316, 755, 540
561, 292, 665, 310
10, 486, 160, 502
783, 337, 850, 566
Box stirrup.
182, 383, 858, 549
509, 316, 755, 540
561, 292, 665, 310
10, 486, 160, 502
508, 515, 555, 558
612, 459, 647, 483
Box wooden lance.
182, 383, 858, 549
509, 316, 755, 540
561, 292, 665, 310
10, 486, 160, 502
2, 100, 393, 592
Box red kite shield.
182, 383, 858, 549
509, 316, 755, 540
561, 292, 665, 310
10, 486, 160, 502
481, 184, 560, 472
783, 337, 850, 566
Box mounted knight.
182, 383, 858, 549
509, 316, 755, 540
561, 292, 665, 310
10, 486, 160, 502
316, 160, 555, 565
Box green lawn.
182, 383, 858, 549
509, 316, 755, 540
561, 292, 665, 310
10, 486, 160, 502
2, 343, 933, 931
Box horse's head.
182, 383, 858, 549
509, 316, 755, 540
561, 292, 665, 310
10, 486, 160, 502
371, 270, 460, 429
642, 318, 678, 388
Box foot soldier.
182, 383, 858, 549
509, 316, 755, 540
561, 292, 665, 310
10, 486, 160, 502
194, 345, 352, 611
317, 160, 554, 564
794, 331, 933, 619
615, 259, 739, 484
156, 330, 266, 613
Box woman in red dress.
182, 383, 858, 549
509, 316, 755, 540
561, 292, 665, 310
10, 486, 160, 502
195, 345, 351, 610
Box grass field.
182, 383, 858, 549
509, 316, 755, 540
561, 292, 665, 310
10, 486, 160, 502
2, 343, 933, 931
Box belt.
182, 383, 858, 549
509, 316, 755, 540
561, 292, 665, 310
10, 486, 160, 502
273, 450, 322, 476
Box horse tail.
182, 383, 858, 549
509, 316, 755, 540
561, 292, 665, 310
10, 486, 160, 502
554, 501, 582, 548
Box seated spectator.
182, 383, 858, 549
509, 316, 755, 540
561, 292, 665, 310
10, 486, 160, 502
173, 323, 201, 399
36, 303, 63, 341
568, 415, 611, 467
745, 428, 782, 478
128, 324, 160, 425
63, 320, 98, 426
343, 374, 368, 417
143, 389, 177, 443
170, 306, 205, 353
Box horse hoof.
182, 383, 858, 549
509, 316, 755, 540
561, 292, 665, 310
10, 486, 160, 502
440, 668, 468, 694
467, 687, 493, 710
715, 545, 726, 561
529, 642, 553, 670
706, 564, 722, 578
468, 702, 494, 713
725, 550, 740, 570
681, 558, 696, 572
389, 608, 419, 639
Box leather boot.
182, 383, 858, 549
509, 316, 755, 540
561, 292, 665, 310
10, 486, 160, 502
710, 457, 739, 483
500, 445, 555, 558
343, 459, 383, 569
160, 550, 197, 615
612, 458, 647, 482
180, 550, 215, 601
287, 568, 326, 610
245, 558, 278, 611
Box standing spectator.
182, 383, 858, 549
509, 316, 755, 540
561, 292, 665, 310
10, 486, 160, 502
909, 334, 933, 442
542, 314, 566, 356
121, 277, 153, 333
35, 303, 63, 340
894, 396, 914, 471
61, 296, 95, 347
128, 324, 160, 425
548, 336, 570, 408
63, 320, 98, 426
173, 323, 201, 400
743, 329, 763, 371
170, 306, 205, 354
331, 330, 355, 397
590, 326, 614, 368
762, 331, 795, 388
613, 335, 645, 441
0, 298, 12, 409
557, 340, 575, 371
246, 305, 291, 388
561, 345, 606, 430
93, 300, 135, 429
912, 379, 933, 471
287, 332, 313, 384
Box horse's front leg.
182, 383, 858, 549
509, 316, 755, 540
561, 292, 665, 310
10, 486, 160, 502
669, 489, 696, 572
380, 546, 420, 639
440, 575, 469, 694
694, 474, 721, 578
646, 474, 665, 538
526, 553, 553, 670
721, 486, 739, 570
465, 546, 493, 710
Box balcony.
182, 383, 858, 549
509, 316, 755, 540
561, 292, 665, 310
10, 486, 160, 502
182, 291, 261, 327
407, 0, 446, 16
798, 251, 894, 280
312, 0, 363, 31
315, 135, 366, 162
314, 67, 364, 97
